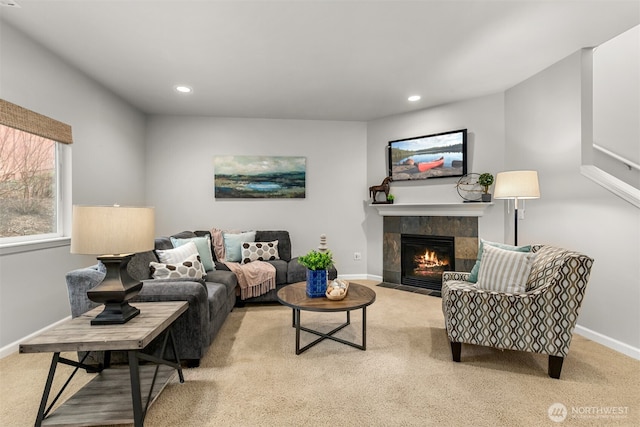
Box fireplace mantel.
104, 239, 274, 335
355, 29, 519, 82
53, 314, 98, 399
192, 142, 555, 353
371, 202, 493, 217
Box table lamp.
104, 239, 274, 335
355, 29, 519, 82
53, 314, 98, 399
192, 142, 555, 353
493, 171, 540, 246
70, 205, 155, 325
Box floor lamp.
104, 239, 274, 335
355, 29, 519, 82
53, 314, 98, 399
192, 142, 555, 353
71, 205, 155, 325
493, 171, 540, 246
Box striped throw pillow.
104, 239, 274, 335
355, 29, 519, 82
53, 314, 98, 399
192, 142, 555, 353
156, 241, 199, 264
476, 244, 537, 293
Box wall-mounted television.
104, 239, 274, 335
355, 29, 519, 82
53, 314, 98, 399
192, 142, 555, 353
388, 129, 467, 181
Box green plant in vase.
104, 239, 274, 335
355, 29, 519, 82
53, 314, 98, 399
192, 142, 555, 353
478, 173, 494, 202
298, 250, 334, 297
386, 193, 395, 204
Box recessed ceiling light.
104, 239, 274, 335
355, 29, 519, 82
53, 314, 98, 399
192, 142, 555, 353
408, 95, 421, 102
174, 85, 193, 94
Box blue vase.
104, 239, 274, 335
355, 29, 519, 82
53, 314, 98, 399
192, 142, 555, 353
306, 269, 327, 298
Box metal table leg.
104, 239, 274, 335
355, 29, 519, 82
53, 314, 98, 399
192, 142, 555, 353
293, 308, 368, 354
35, 352, 59, 427
128, 351, 144, 427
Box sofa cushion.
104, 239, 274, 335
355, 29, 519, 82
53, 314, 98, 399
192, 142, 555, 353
204, 270, 238, 298
172, 235, 216, 271
205, 282, 228, 322
150, 253, 206, 280
255, 230, 291, 261
476, 245, 537, 293
223, 230, 256, 262
241, 240, 279, 264
265, 259, 288, 285
154, 236, 173, 251
468, 239, 532, 283
128, 250, 158, 281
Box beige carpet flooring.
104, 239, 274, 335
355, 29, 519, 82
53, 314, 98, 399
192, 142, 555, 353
1, 281, 638, 427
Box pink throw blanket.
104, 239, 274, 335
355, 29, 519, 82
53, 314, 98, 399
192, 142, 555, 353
211, 228, 276, 300
224, 261, 276, 300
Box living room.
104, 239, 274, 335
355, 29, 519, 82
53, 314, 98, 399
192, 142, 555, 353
0, 1, 638, 426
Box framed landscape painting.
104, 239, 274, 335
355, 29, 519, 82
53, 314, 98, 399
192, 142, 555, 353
214, 156, 306, 199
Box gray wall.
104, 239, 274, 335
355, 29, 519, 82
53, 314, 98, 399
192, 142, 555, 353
365, 93, 507, 277
593, 25, 639, 188
145, 115, 369, 276
0, 24, 147, 350
505, 51, 640, 350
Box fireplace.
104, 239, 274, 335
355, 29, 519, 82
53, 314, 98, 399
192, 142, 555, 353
401, 234, 455, 291
383, 216, 478, 294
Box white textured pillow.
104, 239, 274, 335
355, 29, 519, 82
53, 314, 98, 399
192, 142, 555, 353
241, 240, 279, 264
150, 253, 206, 280
476, 244, 537, 293
156, 241, 198, 264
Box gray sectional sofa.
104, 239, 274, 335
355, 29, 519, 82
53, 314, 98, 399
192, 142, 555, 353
65, 229, 337, 367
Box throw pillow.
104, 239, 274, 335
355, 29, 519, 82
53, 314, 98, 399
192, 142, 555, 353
149, 253, 206, 280
468, 239, 532, 283
156, 241, 199, 265
241, 240, 279, 264
171, 235, 215, 271
476, 245, 537, 293
223, 230, 256, 262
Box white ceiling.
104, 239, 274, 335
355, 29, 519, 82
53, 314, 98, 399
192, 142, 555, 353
1, 0, 638, 121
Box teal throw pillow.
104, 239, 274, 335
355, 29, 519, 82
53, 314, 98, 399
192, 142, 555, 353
468, 239, 532, 283
222, 231, 256, 262
171, 236, 216, 272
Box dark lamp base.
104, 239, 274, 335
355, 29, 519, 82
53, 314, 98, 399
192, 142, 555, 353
87, 254, 143, 326
91, 302, 141, 325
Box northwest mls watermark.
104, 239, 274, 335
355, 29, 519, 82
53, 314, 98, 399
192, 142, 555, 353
548, 403, 630, 422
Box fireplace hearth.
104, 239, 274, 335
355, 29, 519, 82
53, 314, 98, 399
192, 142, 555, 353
401, 234, 454, 291
382, 215, 478, 294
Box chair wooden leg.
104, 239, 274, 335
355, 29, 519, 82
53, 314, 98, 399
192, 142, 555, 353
450, 341, 461, 362
548, 355, 564, 379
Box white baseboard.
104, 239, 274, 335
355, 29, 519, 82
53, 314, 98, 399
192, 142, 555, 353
0, 315, 71, 359
337, 274, 383, 282
574, 325, 640, 360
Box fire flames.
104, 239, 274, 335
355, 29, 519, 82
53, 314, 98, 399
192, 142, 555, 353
414, 250, 449, 270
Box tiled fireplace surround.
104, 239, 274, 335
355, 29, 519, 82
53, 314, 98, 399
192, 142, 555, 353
383, 216, 478, 286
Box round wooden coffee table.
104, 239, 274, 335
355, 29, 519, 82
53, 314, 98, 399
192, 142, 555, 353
277, 281, 376, 354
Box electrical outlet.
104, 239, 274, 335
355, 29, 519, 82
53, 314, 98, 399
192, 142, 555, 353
353, 252, 362, 261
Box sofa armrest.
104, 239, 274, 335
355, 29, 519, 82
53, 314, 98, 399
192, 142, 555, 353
442, 271, 471, 282
65, 265, 104, 318
133, 280, 210, 358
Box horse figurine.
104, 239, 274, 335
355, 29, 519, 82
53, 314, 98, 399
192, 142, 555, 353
369, 176, 392, 203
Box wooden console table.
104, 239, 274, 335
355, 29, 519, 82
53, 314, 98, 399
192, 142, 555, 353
20, 301, 188, 427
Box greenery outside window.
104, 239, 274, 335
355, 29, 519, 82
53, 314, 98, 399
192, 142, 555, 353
0, 99, 73, 247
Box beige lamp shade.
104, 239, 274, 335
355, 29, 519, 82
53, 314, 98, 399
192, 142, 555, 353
493, 171, 540, 200
71, 205, 155, 255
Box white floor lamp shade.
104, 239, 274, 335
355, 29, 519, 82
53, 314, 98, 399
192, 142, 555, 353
494, 171, 540, 245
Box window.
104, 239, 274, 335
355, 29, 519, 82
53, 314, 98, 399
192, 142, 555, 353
0, 125, 59, 241
0, 99, 73, 246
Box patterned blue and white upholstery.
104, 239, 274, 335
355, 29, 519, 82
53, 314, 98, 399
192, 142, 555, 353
441, 245, 594, 378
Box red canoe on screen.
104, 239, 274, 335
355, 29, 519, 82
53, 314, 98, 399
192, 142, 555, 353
417, 157, 445, 172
